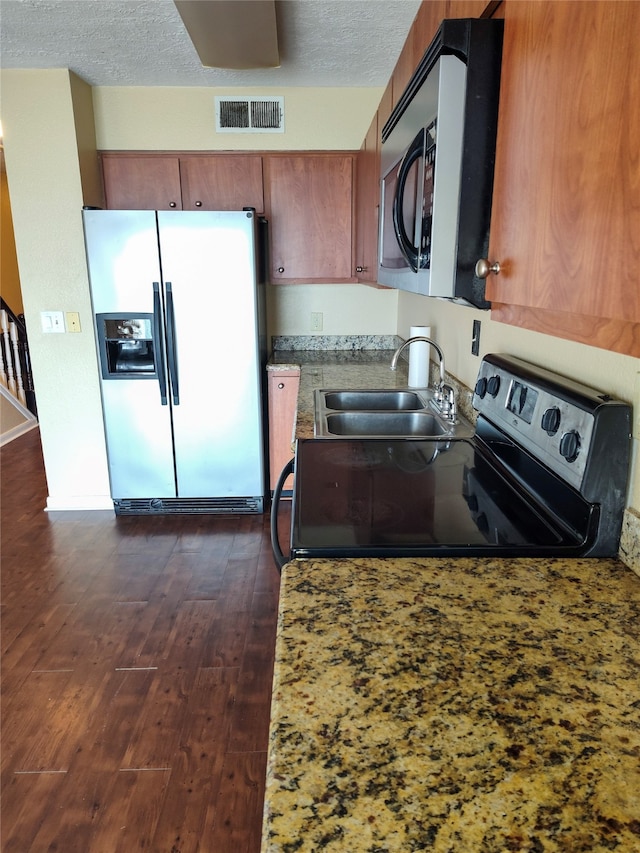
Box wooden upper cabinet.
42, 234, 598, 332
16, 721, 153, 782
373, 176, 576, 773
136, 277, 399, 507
355, 116, 380, 284
486, 1, 640, 356
265, 154, 355, 283
393, 0, 448, 106
101, 155, 182, 210
180, 155, 264, 212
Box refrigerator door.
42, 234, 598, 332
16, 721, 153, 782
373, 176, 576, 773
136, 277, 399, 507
83, 210, 177, 498
157, 210, 265, 499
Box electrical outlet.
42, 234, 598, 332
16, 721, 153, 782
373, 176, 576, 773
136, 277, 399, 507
66, 311, 81, 333
471, 319, 481, 355
311, 312, 323, 332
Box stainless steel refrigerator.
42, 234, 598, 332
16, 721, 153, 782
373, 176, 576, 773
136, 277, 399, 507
82, 208, 268, 515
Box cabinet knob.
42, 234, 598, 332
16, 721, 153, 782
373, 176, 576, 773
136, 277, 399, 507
278, 382, 285, 389
169, 202, 177, 208
277, 266, 285, 274
475, 259, 501, 278
356, 266, 368, 273
195, 201, 202, 207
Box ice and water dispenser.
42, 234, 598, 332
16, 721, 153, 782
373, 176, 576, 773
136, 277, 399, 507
96, 314, 157, 379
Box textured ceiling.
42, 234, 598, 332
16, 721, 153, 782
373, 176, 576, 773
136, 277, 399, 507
0, 0, 422, 87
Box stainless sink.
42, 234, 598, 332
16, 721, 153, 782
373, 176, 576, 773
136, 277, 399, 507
314, 388, 475, 439
322, 389, 425, 411
324, 411, 449, 437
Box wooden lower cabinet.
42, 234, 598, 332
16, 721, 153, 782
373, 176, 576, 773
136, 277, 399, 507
267, 368, 300, 492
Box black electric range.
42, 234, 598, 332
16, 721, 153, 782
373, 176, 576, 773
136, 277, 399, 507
271, 354, 631, 568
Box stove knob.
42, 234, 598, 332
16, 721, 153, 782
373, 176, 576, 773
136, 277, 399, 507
559, 430, 581, 463
487, 375, 501, 397
541, 406, 561, 435
475, 377, 488, 398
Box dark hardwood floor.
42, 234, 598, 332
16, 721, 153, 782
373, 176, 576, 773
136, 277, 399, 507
1, 427, 288, 852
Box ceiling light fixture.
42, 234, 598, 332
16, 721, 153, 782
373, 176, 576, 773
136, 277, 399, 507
174, 0, 280, 70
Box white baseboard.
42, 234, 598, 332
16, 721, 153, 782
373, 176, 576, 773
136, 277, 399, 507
0, 419, 39, 447
45, 495, 114, 512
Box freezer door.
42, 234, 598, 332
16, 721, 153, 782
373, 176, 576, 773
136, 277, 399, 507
83, 210, 176, 498
157, 211, 265, 498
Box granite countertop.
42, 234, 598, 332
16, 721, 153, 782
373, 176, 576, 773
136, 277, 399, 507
267, 338, 475, 442
262, 556, 640, 852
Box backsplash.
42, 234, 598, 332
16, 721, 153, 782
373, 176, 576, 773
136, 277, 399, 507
272, 335, 402, 351
619, 509, 640, 577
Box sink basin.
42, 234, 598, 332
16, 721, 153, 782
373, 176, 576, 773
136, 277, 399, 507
313, 387, 475, 439
322, 389, 425, 411
324, 411, 449, 437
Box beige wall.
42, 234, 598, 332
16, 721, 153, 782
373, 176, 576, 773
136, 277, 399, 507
397, 295, 640, 508
1, 68, 111, 509
93, 86, 383, 152
0, 169, 22, 314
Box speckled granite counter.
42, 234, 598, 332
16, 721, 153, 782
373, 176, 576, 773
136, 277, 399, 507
262, 556, 640, 852
268, 336, 475, 443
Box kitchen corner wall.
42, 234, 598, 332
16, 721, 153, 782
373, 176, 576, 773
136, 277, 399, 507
2, 74, 638, 521
0, 77, 398, 509
1, 68, 112, 509
92, 84, 640, 517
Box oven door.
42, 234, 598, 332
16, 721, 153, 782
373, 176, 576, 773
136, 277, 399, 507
289, 438, 597, 560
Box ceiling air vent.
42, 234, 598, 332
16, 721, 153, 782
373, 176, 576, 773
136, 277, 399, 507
215, 96, 284, 133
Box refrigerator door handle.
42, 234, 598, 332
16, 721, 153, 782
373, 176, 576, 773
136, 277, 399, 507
153, 282, 168, 405
165, 282, 180, 406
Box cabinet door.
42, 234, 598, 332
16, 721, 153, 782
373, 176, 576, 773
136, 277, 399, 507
355, 116, 380, 284
180, 155, 264, 212
101, 155, 182, 210
268, 369, 300, 491
486, 1, 640, 356
266, 155, 355, 282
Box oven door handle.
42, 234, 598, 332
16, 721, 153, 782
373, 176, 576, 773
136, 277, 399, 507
271, 457, 295, 572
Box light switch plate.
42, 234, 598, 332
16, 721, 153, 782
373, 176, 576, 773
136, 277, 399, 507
41, 311, 65, 333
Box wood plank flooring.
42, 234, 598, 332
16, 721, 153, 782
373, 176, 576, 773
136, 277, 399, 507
1, 428, 288, 852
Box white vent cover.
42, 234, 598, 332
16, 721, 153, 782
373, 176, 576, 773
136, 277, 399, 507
215, 96, 284, 133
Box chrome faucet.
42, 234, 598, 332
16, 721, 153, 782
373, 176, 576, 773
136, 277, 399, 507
390, 336, 456, 422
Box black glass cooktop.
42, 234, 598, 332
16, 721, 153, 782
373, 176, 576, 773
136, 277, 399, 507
290, 438, 595, 558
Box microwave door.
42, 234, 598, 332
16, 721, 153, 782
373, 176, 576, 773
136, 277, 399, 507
393, 128, 426, 273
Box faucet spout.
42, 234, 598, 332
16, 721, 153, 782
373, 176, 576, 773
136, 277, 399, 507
390, 336, 445, 389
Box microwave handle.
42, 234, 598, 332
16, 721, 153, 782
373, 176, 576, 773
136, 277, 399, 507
392, 127, 427, 272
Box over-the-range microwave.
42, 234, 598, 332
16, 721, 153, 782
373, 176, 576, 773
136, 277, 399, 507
378, 18, 503, 308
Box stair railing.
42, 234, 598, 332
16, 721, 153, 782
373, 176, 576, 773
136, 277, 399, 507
0, 298, 37, 417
